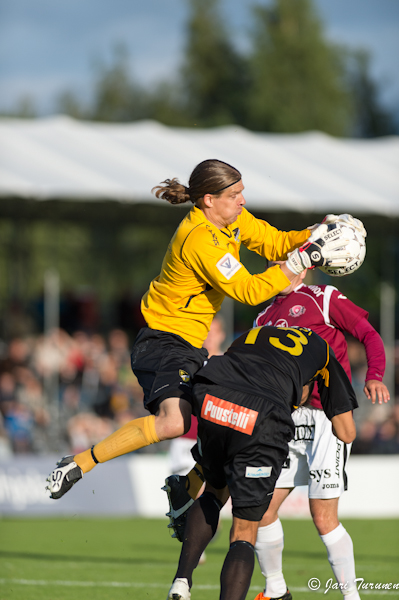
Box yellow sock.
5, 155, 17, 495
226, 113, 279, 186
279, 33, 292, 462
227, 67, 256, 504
74, 415, 160, 474
186, 463, 205, 499
74, 448, 97, 474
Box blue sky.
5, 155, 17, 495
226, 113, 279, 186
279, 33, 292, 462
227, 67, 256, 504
0, 0, 398, 116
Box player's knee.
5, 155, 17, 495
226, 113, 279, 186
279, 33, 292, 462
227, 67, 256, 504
156, 415, 186, 440
312, 511, 339, 535
229, 540, 255, 554
259, 510, 278, 527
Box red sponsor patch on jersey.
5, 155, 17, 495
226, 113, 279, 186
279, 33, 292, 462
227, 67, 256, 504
289, 305, 306, 317
201, 394, 258, 435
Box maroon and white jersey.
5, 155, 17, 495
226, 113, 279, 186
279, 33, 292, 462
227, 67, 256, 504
255, 283, 384, 409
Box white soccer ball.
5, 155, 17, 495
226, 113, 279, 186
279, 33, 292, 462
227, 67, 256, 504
320, 225, 366, 277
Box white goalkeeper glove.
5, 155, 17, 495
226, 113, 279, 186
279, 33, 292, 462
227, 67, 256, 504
286, 223, 351, 275
321, 214, 367, 238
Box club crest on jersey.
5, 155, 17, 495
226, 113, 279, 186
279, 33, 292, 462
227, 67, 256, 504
216, 253, 242, 280
201, 394, 258, 435
289, 305, 306, 318
233, 227, 240, 242
179, 369, 190, 383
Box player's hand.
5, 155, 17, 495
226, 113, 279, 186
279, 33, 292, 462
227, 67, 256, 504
364, 380, 390, 405
322, 214, 367, 238
307, 222, 321, 234
286, 223, 351, 274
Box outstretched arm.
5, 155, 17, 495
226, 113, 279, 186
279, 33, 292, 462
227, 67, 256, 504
351, 318, 390, 405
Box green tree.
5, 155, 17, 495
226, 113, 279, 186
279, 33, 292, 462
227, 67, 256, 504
181, 0, 249, 127
246, 0, 351, 135
1, 95, 37, 118
144, 80, 193, 127
69, 45, 191, 126
55, 45, 188, 125
89, 44, 148, 122
346, 49, 398, 137
57, 90, 86, 119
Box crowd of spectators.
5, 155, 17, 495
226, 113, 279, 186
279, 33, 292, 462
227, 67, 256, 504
347, 338, 399, 454
0, 328, 152, 458
0, 329, 398, 458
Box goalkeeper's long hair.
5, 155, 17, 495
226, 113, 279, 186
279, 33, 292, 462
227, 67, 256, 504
152, 159, 241, 205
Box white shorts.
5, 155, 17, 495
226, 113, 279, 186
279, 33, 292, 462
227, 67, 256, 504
169, 437, 196, 475
275, 406, 351, 499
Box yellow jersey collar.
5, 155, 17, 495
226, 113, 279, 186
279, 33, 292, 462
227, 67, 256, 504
191, 205, 241, 239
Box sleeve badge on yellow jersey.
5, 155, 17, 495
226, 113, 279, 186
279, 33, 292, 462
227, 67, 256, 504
216, 253, 242, 280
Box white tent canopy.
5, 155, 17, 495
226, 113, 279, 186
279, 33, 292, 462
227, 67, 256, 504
1, 116, 398, 215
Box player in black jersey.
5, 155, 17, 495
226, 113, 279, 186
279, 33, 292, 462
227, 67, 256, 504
167, 326, 358, 600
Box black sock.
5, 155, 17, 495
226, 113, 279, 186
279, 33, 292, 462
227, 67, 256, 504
220, 540, 255, 600
174, 491, 221, 588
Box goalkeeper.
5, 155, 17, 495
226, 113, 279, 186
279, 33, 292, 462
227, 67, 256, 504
46, 158, 353, 504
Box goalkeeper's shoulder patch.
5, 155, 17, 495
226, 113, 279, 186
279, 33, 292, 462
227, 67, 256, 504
216, 253, 242, 280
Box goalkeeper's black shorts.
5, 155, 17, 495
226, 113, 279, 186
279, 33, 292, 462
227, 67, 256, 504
131, 327, 208, 414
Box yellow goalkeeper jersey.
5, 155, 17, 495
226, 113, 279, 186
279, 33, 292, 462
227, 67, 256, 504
141, 206, 310, 348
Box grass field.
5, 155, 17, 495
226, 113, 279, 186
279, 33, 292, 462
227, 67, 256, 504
0, 517, 398, 600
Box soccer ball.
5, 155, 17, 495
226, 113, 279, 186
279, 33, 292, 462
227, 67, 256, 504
320, 225, 366, 277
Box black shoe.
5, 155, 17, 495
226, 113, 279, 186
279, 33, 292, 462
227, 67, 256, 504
162, 475, 194, 542
45, 456, 83, 499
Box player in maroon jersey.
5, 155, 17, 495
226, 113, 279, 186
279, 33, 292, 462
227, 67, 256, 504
252, 268, 390, 600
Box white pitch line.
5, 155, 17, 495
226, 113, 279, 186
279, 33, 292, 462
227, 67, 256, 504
0, 579, 398, 596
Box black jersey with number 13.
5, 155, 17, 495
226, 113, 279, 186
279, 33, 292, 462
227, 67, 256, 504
196, 326, 358, 420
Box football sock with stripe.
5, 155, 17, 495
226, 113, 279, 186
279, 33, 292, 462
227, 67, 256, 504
220, 540, 255, 600
74, 415, 160, 474
255, 518, 287, 598
185, 464, 205, 499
